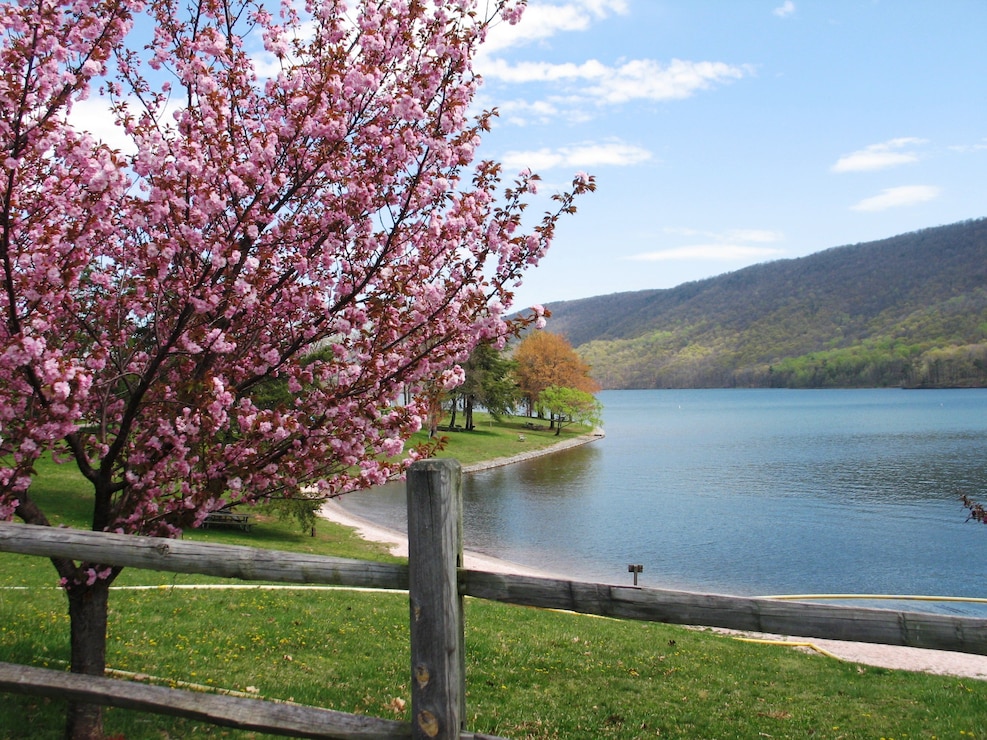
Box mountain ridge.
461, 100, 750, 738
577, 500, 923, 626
538, 218, 987, 389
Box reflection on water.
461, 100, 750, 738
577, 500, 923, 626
460, 444, 601, 569
337, 388, 987, 616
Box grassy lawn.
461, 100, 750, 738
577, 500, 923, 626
413, 411, 591, 466
2, 418, 986, 738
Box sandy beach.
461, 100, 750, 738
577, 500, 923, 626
319, 433, 987, 681
320, 497, 560, 577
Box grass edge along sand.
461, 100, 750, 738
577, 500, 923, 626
2, 415, 987, 738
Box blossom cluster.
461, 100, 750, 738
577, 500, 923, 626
0, 0, 593, 563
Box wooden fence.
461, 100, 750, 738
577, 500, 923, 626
2, 458, 987, 738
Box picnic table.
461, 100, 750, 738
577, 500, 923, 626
202, 511, 252, 531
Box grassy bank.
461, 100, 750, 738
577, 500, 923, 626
2, 420, 986, 738
411, 411, 594, 466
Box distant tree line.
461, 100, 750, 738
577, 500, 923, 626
580, 336, 987, 390
761, 342, 987, 389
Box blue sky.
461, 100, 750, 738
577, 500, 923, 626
474, 0, 987, 310
70, 0, 987, 312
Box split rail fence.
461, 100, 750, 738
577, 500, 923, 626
2, 458, 987, 739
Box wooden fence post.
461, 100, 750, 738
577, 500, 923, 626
407, 458, 465, 740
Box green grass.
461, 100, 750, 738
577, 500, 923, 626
7, 588, 987, 739
413, 411, 592, 466
2, 420, 987, 739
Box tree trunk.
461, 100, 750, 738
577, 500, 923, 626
64, 577, 112, 739
447, 396, 458, 430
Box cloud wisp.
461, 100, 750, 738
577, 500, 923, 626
481, 57, 749, 106
501, 140, 652, 172
628, 244, 785, 262
773, 1, 796, 18
850, 185, 941, 212
831, 137, 927, 173
482, 0, 629, 54
627, 228, 786, 262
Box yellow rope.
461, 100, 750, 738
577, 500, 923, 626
759, 593, 987, 604
732, 637, 844, 661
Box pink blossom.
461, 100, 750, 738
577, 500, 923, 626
440, 365, 467, 390
381, 438, 404, 457
0, 0, 591, 577
501, 2, 526, 24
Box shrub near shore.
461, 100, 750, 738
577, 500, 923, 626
1, 421, 986, 738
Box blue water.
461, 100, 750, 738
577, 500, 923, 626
337, 388, 987, 614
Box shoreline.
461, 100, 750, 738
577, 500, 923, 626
461, 427, 604, 474
318, 429, 987, 681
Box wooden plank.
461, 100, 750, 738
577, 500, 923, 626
0, 662, 508, 740
458, 570, 987, 655
7, 522, 987, 654
0, 660, 408, 739
407, 459, 465, 740
0, 522, 407, 591
6, 522, 987, 655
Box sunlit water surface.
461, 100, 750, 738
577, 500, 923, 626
338, 389, 987, 615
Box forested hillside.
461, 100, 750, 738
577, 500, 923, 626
543, 218, 987, 389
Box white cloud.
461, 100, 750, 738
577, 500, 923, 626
831, 137, 927, 173
69, 98, 134, 154
948, 138, 987, 153
481, 57, 749, 105
480, 57, 610, 84
589, 59, 748, 104
501, 141, 652, 172
627, 244, 784, 262
723, 229, 785, 244
248, 19, 318, 78
628, 228, 786, 261
250, 53, 284, 79
850, 185, 941, 212
579, 0, 629, 14
773, 1, 796, 18
490, 98, 566, 126
476, 1, 749, 124
483, 0, 629, 53
663, 227, 784, 243
69, 96, 189, 156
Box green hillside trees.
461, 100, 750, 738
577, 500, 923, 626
551, 219, 987, 389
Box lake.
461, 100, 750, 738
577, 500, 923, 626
337, 388, 987, 615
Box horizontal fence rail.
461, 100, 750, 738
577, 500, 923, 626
0, 661, 505, 740
3, 522, 987, 656
0, 661, 413, 740
459, 570, 987, 655
0, 522, 409, 591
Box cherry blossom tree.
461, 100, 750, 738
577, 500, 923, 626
0, 0, 593, 735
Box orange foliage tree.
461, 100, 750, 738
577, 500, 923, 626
513, 331, 599, 416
